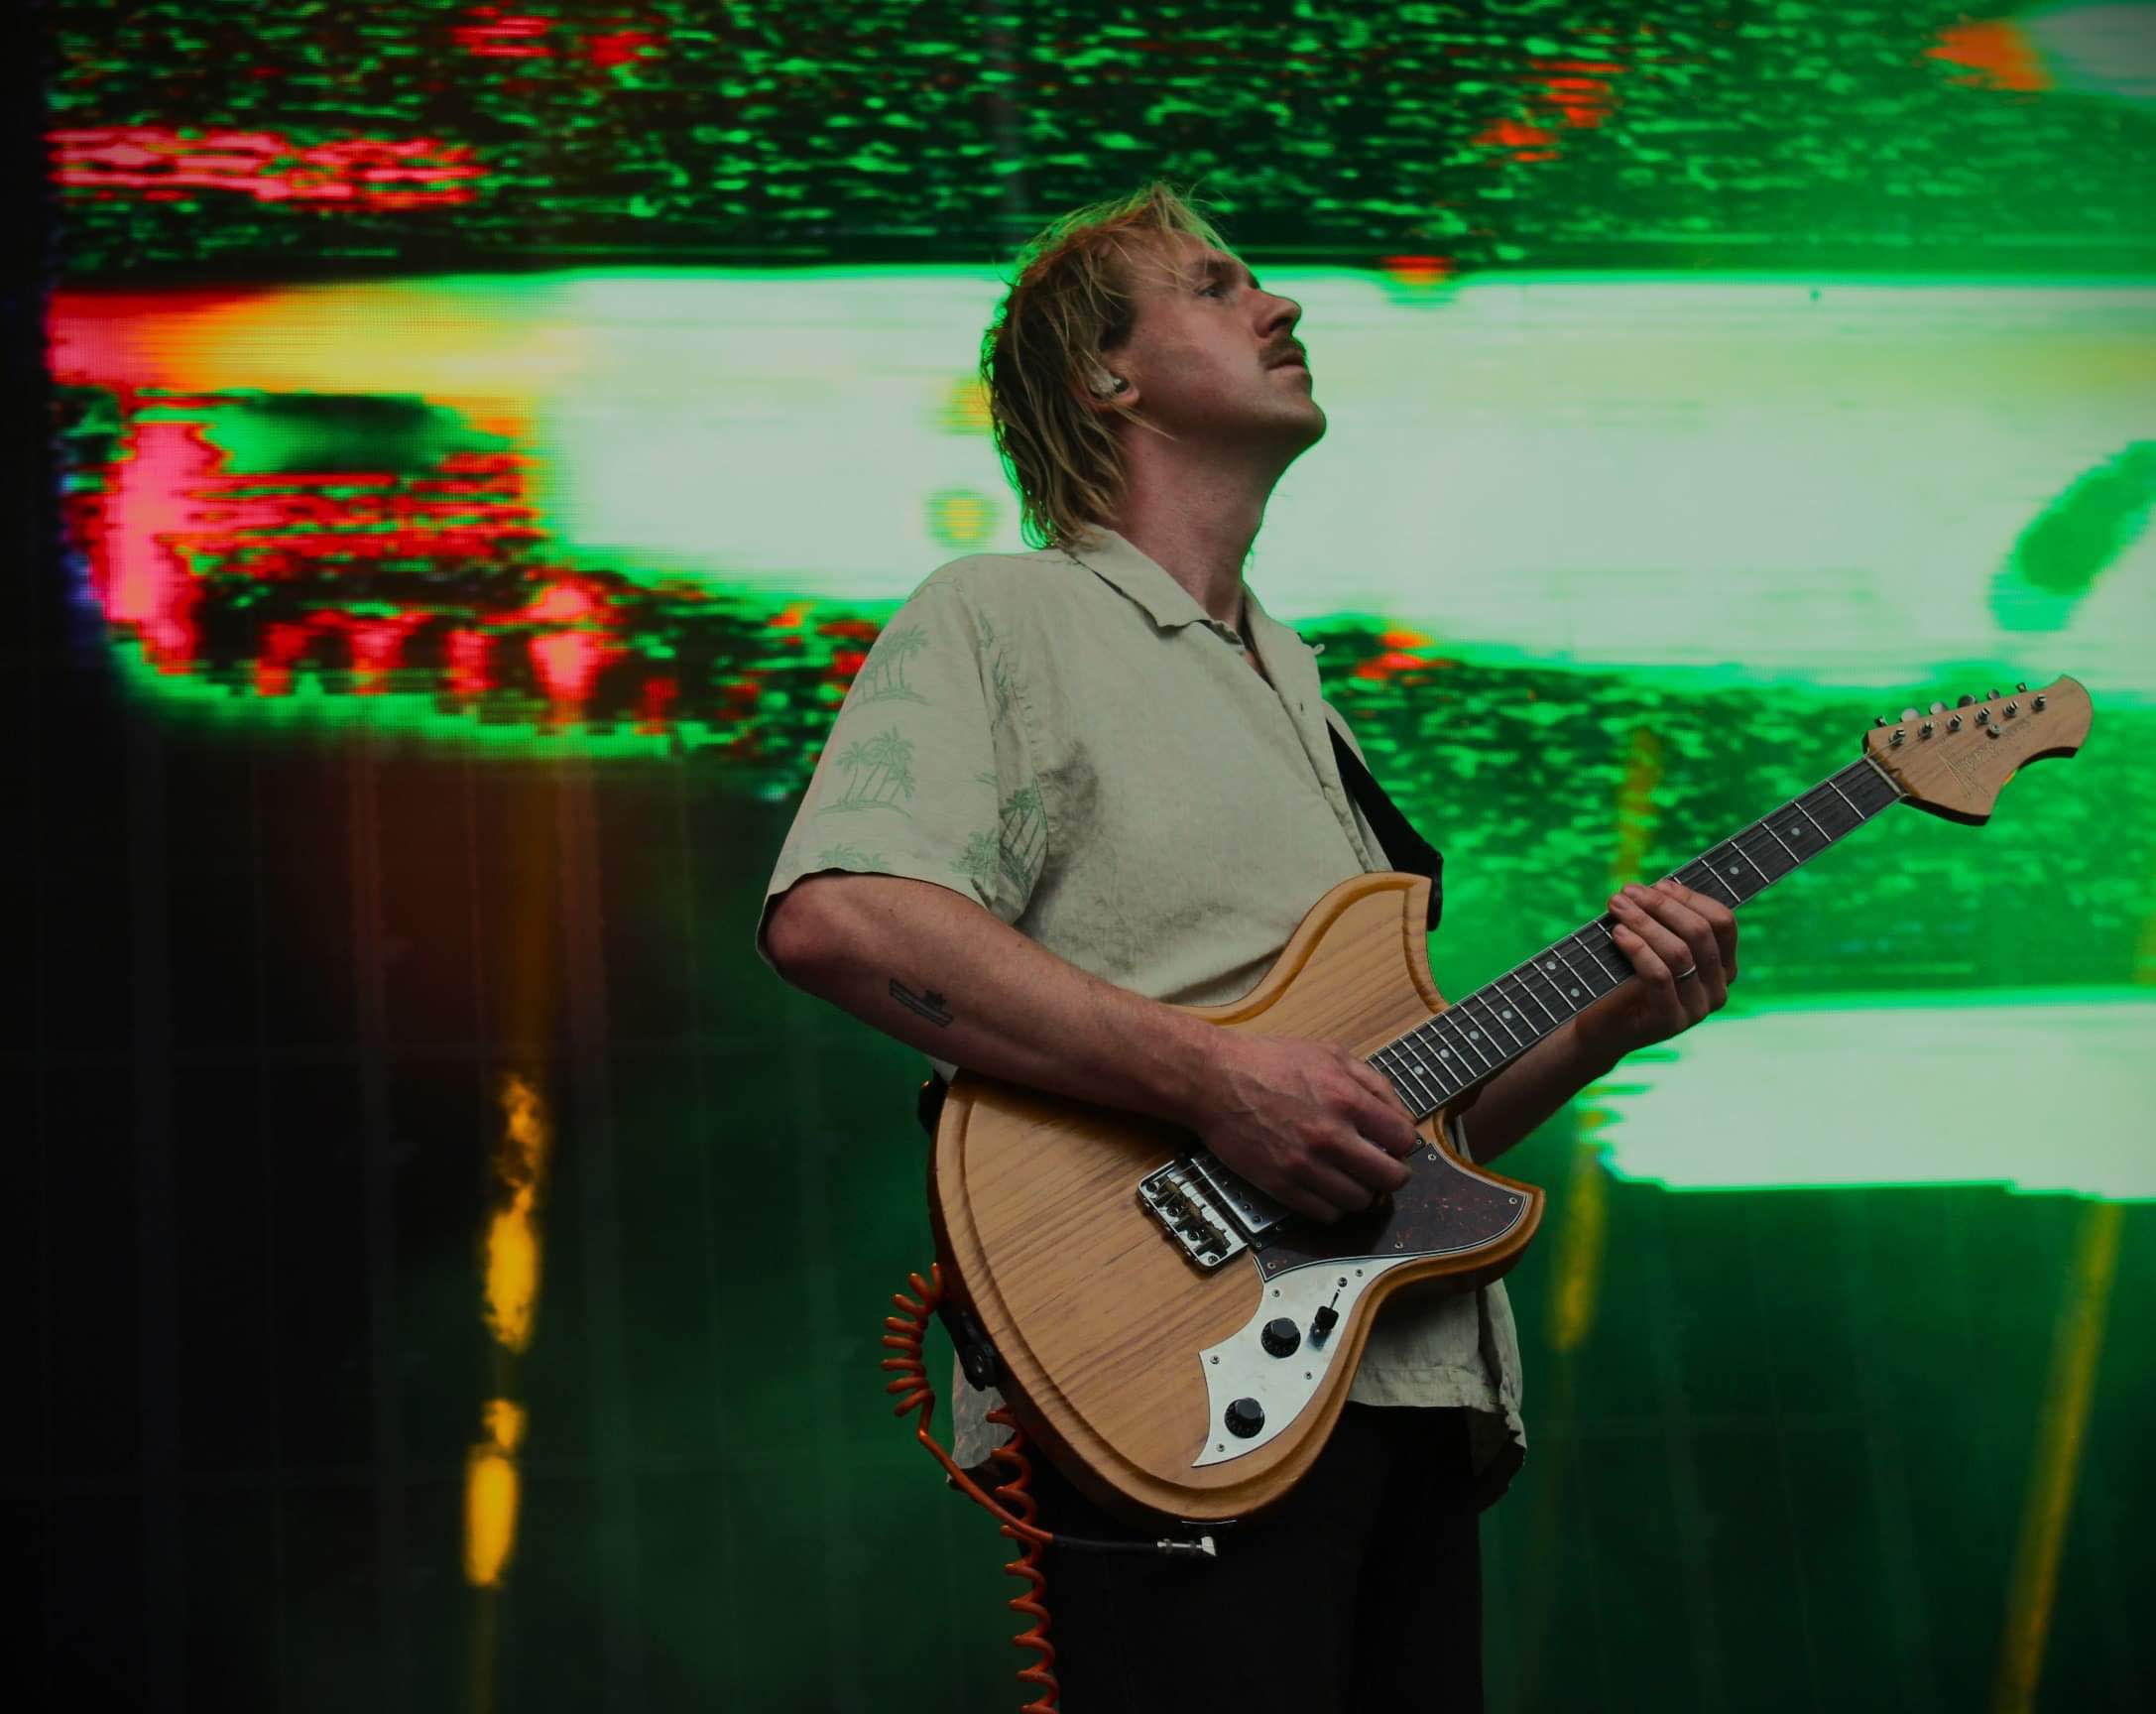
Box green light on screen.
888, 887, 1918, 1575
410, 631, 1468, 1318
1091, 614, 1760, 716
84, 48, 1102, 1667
1587, 988, 2154, 1198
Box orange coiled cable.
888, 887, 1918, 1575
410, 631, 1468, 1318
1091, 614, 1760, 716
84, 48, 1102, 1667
982, 1401, 1055, 1712
883, 1265, 1058, 1713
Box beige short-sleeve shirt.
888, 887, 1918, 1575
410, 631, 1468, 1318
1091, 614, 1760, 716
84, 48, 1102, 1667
757, 527, 1525, 1506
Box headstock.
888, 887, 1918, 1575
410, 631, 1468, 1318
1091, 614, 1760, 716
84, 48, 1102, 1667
1862, 675, 2091, 825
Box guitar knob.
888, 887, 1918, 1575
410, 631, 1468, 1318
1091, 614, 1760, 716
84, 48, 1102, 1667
1260, 1317, 1302, 1357
1224, 1398, 1265, 1438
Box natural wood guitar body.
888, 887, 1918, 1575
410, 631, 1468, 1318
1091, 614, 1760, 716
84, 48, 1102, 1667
927, 872, 1545, 1526
920, 674, 2092, 1526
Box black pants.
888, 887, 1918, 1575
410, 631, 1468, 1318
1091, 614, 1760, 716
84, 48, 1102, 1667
1013, 1403, 1483, 1713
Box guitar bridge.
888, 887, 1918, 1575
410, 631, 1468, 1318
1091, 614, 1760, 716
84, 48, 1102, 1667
1138, 1161, 1247, 1270
1138, 1151, 1287, 1271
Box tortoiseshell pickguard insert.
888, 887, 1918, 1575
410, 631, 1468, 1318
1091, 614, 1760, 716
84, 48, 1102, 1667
1253, 1144, 1526, 1281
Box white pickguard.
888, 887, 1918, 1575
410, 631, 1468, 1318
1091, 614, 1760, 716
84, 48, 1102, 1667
1191, 1255, 1418, 1467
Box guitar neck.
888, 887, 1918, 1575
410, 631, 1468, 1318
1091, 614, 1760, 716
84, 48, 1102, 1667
1369, 753, 1908, 1120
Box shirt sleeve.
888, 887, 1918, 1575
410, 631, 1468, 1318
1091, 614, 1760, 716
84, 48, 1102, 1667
755, 577, 1043, 971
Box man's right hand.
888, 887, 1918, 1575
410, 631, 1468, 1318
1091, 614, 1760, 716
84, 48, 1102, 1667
1186, 1034, 1421, 1224
766, 875, 1425, 1223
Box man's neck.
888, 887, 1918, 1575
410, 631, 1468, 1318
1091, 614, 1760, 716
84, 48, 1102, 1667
1105, 464, 1273, 630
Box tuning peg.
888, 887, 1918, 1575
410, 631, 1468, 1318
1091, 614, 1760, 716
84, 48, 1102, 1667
1874, 715, 1889, 728
1987, 687, 2000, 700
1929, 701, 1947, 714
1957, 694, 1975, 707
2015, 680, 2027, 693
2033, 694, 2046, 710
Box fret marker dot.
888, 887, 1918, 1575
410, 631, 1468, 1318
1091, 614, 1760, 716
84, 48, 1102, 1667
1439, 1048, 1452, 1058
1569, 987, 1581, 998
1468, 1031, 1481, 1041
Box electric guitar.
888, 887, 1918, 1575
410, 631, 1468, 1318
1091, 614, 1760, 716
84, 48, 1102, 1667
927, 677, 2093, 1525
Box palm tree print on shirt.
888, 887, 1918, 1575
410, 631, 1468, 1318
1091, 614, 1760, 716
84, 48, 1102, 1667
809, 842, 888, 871
954, 776, 1046, 898
850, 624, 930, 705
975, 611, 1015, 724
822, 727, 916, 816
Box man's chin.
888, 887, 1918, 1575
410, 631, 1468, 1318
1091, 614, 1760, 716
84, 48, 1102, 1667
1177, 401, 1326, 454
1282, 404, 1327, 448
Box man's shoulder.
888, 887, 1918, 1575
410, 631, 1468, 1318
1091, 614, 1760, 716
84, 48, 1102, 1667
910, 543, 1089, 613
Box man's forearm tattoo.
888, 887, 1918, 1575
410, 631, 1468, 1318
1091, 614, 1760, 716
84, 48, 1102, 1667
889, 978, 954, 1028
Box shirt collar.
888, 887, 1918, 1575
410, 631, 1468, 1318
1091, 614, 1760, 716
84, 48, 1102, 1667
1057, 526, 1219, 633
1059, 527, 1314, 678
1237, 581, 1297, 659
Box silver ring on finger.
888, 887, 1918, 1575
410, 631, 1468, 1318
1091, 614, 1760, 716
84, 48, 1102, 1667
1674, 964, 1699, 980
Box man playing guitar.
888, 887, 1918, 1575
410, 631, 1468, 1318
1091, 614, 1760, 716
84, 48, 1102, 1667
758, 180, 1737, 1710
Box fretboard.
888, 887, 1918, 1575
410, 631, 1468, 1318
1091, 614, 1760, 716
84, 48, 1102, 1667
1370, 754, 1906, 1119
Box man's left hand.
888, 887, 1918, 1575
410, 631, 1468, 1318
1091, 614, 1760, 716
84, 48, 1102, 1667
1573, 879, 1738, 1068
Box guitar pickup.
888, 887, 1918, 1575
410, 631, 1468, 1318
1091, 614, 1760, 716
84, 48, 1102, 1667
1138, 1160, 1250, 1271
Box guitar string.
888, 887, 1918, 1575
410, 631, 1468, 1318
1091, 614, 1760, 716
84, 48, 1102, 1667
1220, 754, 1911, 1210
1369, 757, 1899, 1120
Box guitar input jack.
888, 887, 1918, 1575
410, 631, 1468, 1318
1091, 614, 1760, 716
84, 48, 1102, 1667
882, 1263, 1220, 1712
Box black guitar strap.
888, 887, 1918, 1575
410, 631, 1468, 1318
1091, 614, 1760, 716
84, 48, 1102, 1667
1327, 721, 1443, 932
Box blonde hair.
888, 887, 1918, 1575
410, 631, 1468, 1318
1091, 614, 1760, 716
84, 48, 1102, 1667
978, 180, 1234, 551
